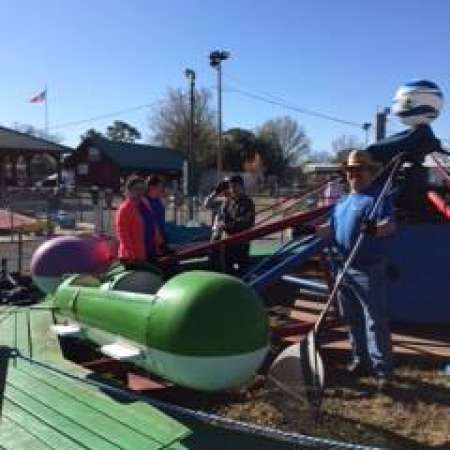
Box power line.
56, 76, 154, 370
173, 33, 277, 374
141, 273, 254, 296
47, 77, 366, 133
49, 102, 156, 131
223, 75, 364, 129
225, 86, 363, 128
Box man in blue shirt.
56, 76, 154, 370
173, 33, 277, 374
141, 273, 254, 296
318, 150, 396, 391
139, 175, 169, 260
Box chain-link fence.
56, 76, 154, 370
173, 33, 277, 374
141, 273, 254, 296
0, 186, 320, 274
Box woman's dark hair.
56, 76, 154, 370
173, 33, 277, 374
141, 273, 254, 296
146, 174, 161, 188
230, 174, 244, 185
125, 175, 145, 191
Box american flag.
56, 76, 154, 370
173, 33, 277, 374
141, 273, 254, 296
29, 89, 47, 103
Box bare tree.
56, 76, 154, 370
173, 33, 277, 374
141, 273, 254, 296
149, 88, 216, 167
307, 150, 334, 163
256, 116, 310, 167
331, 134, 364, 162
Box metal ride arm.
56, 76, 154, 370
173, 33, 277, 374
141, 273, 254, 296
159, 205, 330, 265
431, 154, 450, 188
427, 191, 450, 220
427, 154, 450, 219
0, 346, 12, 419
247, 236, 327, 291
254, 177, 341, 227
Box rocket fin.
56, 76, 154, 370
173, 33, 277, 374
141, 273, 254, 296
50, 324, 82, 337
100, 342, 142, 361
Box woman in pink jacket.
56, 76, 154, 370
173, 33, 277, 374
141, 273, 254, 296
115, 176, 147, 263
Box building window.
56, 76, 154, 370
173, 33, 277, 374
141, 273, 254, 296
16, 155, 27, 185
3, 156, 12, 179
77, 163, 88, 175
88, 147, 101, 162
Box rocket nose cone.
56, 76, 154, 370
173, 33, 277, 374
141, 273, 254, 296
150, 271, 269, 357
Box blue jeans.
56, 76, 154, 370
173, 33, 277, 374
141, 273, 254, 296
338, 262, 393, 378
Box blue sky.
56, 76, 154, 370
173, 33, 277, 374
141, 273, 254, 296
1, 0, 449, 152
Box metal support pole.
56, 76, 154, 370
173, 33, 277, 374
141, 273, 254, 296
209, 50, 230, 183
0, 346, 12, 420
185, 69, 196, 221
17, 231, 23, 274
217, 63, 223, 181
26, 309, 33, 359
13, 312, 17, 368
9, 206, 13, 243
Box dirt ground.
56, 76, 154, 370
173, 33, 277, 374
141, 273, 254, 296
155, 356, 450, 449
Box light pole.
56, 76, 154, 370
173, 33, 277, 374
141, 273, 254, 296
209, 50, 230, 182
185, 68, 196, 220
362, 122, 371, 145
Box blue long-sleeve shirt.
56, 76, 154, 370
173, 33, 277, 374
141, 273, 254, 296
330, 185, 395, 265
138, 197, 166, 259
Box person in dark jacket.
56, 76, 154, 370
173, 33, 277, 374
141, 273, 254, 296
222, 175, 255, 275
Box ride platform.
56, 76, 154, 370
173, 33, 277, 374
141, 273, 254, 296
0, 307, 347, 450
1, 360, 189, 450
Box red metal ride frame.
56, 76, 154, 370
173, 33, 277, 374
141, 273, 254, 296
159, 205, 330, 265
427, 191, 450, 220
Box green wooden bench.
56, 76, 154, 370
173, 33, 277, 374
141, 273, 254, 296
1, 361, 190, 450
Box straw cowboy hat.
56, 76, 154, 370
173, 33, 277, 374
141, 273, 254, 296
343, 149, 380, 170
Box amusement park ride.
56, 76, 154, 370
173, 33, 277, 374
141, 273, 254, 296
9, 80, 450, 404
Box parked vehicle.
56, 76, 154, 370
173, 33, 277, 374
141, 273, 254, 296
49, 210, 76, 229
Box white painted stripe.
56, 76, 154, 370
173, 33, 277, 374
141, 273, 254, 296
55, 319, 268, 392
140, 347, 269, 391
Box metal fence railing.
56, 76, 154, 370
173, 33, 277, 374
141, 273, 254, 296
0, 186, 326, 275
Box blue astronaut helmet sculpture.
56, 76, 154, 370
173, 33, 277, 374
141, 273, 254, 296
392, 80, 443, 127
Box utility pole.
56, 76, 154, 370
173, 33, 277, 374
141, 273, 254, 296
375, 107, 390, 142
185, 68, 196, 221
209, 50, 230, 182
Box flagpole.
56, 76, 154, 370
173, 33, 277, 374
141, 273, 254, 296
44, 84, 48, 134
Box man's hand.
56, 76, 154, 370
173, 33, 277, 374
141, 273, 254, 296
360, 219, 396, 237
360, 219, 377, 235
214, 181, 228, 195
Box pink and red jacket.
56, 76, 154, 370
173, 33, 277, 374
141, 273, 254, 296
115, 198, 146, 262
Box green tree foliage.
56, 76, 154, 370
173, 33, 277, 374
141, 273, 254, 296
105, 120, 142, 143
256, 116, 310, 175
306, 150, 334, 163
149, 88, 216, 168
80, 128, 104, 141
222, 128, 259, 171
